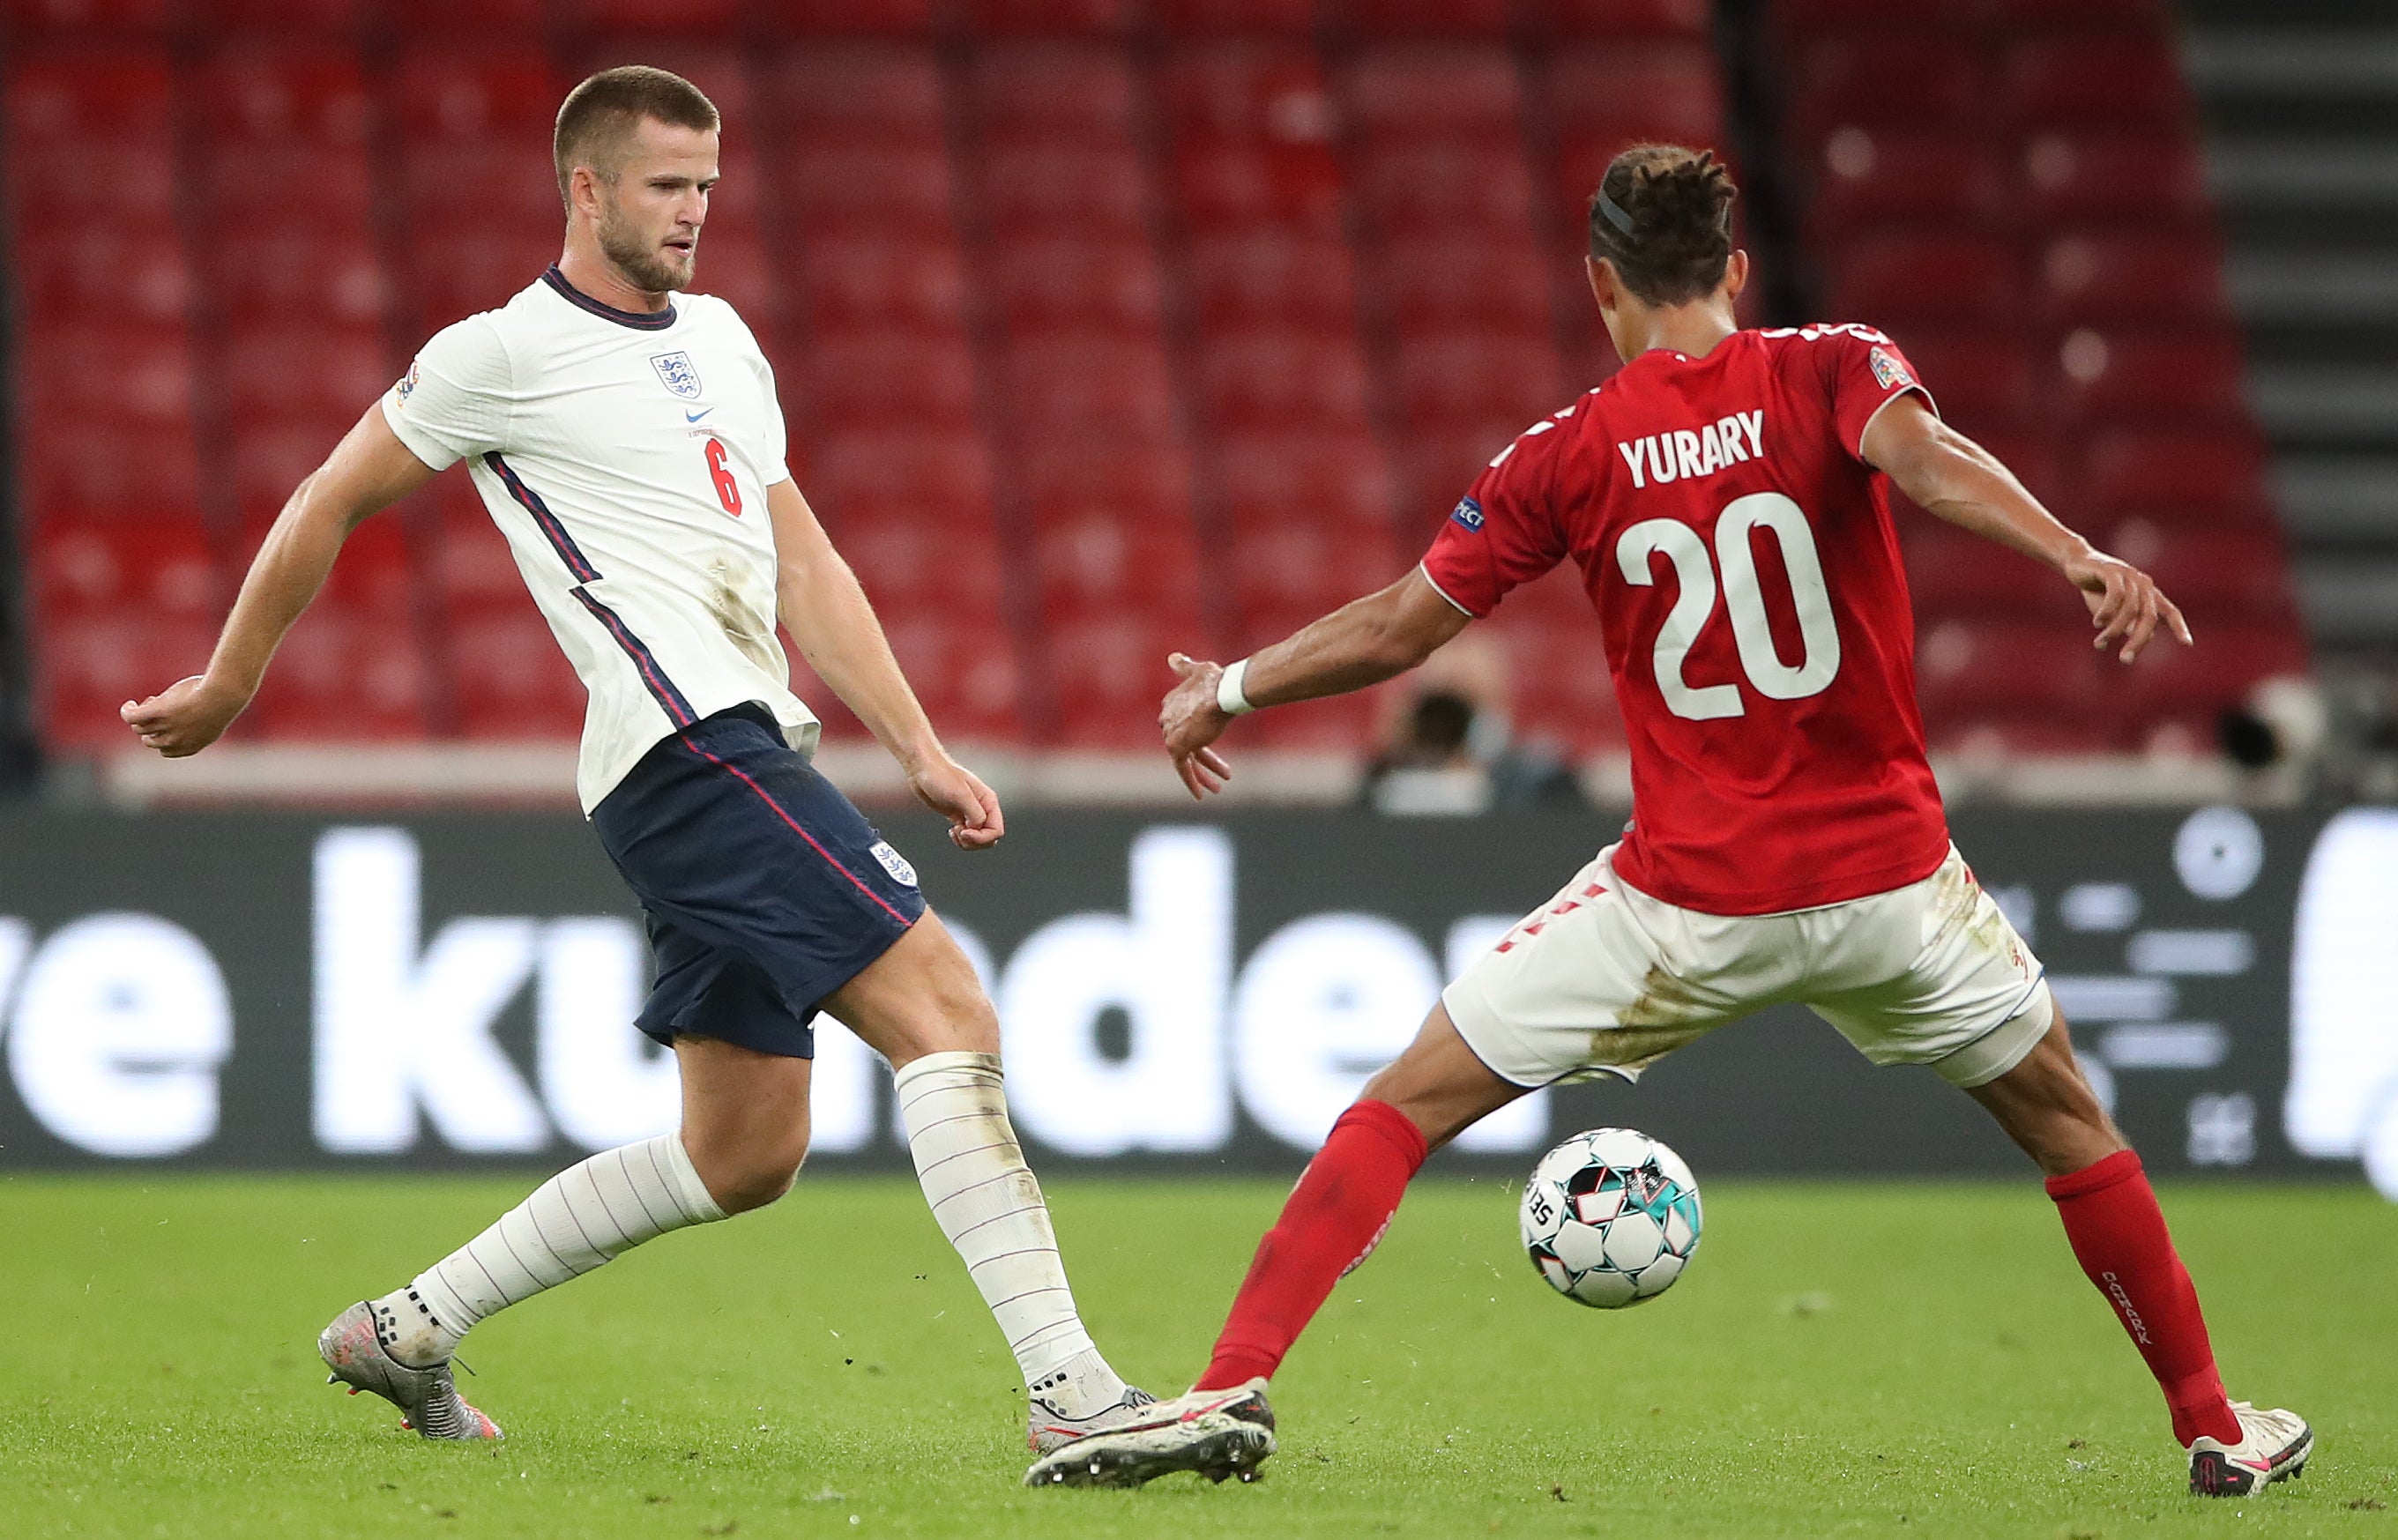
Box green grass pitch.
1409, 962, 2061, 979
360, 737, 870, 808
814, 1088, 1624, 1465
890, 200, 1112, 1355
3, 1173, 2392, 1538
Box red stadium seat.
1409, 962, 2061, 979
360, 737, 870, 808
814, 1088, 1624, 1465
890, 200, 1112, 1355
189, 48, 369, 145
1000, 333, 1180, 446
1151, 0, 1314, 33
406, 226, 561, 331
1217, 430, 1399, 531
778, 143, 958, 235
32, 516, 217, 621
1344, 47, 1522, 138
2128, 527, 2297, 616
1978, 0, 2171, 25
758, 48, 947, 138
376, 0, 542, 37
1806, 130, 2004, 234
977, 142, 1150, 232
2112, 621, 2307, 731
1159, 41, 1334, 141
199, 143, 375, 226
185, 0, 362, 29
1392, 331, 1568, 435
1186, 231, 1359, 328
2022, 133, 2211, 228
1788, 35, 1985, 147
2055, 325, 2248, 423
2040, 231, 2228, 324
14, 220, 188, 325
971, 43, 1138, 135
989, 235, 1165, 334
559, 41, 752, 120
391, 48, 562, 141
1925, 713, 2123, 758
1915, 618, 2109, 722
243, 604, 432, 741
2080, 427, 2268, 524
550, 0, 742, 36
39, 614, 219, 748
1903, 524, 2085, 621
1197, 328, 1374, 433
1530, 0, 1711, 40
1888, 326, 2040, 433
312, 516, 421, 618
878, 609, 1024, 743
21, 323, 193, 432
2002, 33, 2193, 131
753, 0, 935, 35
220, 326, 391, 428
1329, 0, 1512, 36
838, 510, 1013, 615
808, 430, 997, 517
1017, 443, 1196, 517
0, 0, 179, 37
20, 421, 202, 513
1371, 236, 1555, 331
1543, 44, 1728, 157
1769, 0, 1940, 43
12, 138, 175, 222
228, 419, 354, 520
5, 49, 173, 145
965, 0, 1135, 34
1824, 233, 2024, 325
1228, 517, 1404, 629
433, 488, 526, 616
797, 235, 969, 332
1043, 611, 1204, 748
802, 328, 981, 432
449, 607, 586, 740
398, 140, 566, 229
1172, 139, 1346, 235
1034, 515, 1205, 621
1351, 140, 1539, 238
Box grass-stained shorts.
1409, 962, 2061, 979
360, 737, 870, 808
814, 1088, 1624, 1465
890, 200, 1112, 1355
1445, 844, 2052, 1090
592, 703, 927, 1060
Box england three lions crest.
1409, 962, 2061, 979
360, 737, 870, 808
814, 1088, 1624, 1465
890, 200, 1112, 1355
651, 351, 703, 399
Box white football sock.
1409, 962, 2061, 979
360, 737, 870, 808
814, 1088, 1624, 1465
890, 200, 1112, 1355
374, 1133, 726, 1366
896, 1051, 1128, 1414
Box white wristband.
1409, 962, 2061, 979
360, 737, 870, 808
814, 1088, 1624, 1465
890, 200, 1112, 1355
1217, 658, 1255, 717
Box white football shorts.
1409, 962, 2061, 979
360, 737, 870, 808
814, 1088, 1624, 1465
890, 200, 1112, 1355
1444, 844, 2052, 1090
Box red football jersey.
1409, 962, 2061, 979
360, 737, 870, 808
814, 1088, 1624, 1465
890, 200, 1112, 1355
1419, 324, 1952, 915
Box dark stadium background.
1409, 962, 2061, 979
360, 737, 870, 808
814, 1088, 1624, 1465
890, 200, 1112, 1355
0, 0, 2390, 1195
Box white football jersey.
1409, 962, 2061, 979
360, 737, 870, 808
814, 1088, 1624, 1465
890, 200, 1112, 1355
381, 266, 817, 811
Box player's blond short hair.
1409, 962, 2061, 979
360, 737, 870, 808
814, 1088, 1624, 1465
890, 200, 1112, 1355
554, 65, 719, 205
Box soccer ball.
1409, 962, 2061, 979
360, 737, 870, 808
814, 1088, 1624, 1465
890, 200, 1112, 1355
1519, 1127, 1702, 1308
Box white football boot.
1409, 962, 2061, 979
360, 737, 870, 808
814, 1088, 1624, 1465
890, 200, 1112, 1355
1023, 1380, 1276, 1489
1028, 1379, 1160, 1454
317, 1301, 503, 1441
2188, 1401, 2312, 1496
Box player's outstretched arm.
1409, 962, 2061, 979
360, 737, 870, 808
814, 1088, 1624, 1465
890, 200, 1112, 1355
1862, 394, 2191, 664
1159, 567, 1471, 800
764, 479, 1002, 852
121, 406, 437, 756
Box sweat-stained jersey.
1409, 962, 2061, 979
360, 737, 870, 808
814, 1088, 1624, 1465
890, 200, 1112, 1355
1419, 324, 1950, 916
382, 266, 815, 813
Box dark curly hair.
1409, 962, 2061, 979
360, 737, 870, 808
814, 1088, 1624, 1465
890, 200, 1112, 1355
1587, 145, 1738, 307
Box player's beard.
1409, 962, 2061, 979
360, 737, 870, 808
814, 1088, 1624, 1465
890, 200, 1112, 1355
596, 200, 696, 294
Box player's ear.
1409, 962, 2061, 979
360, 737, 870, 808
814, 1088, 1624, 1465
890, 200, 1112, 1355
568, 163, 605, 221
1722, 249, 1751, 304
1585, 255, 1615, 312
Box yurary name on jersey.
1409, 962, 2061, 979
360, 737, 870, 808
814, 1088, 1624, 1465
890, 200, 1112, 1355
1616, 410, 1766, 490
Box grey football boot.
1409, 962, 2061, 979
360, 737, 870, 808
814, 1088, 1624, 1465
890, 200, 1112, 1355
1024, 1380, 1276, 1488
317, 1300, 503, 1441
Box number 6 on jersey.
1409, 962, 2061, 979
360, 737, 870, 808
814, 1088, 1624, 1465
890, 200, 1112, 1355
1617, 492, 1842, 721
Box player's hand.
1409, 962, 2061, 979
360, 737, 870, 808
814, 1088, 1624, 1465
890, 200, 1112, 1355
2063, 549, 2192, 664
120, 674, 247, 757
1160, 652, 1236, 802
908, 754, 1004, 852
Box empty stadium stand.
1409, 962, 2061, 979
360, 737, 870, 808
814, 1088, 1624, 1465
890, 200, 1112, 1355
0, 0, 2316, 787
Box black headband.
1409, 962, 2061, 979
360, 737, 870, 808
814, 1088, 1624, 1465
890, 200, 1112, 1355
1594, 186, 1635, 237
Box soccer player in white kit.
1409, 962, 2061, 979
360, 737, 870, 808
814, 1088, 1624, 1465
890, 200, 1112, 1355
122, 66, 1152, 1455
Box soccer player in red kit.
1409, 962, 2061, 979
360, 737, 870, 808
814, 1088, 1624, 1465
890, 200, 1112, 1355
1024, 146, 2312, 1498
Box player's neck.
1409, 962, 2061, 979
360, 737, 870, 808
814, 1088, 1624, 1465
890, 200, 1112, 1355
555, 242, 672, 316
1631, 306, 1739, 361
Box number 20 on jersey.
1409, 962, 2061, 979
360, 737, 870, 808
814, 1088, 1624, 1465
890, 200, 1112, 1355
1620, 493, 1841, 721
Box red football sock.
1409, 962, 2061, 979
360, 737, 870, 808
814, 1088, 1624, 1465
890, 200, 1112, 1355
1195, 1099, 1430, 1391
2045, 1149, 2240, 1446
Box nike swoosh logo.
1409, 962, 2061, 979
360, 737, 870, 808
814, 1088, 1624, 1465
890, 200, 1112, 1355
685, 406, 713, 421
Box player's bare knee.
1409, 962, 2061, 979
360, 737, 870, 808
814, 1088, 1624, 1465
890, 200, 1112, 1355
711, 1141, 809, 1214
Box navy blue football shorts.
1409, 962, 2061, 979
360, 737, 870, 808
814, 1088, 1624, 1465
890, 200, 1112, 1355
592, 703, 927, 1060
